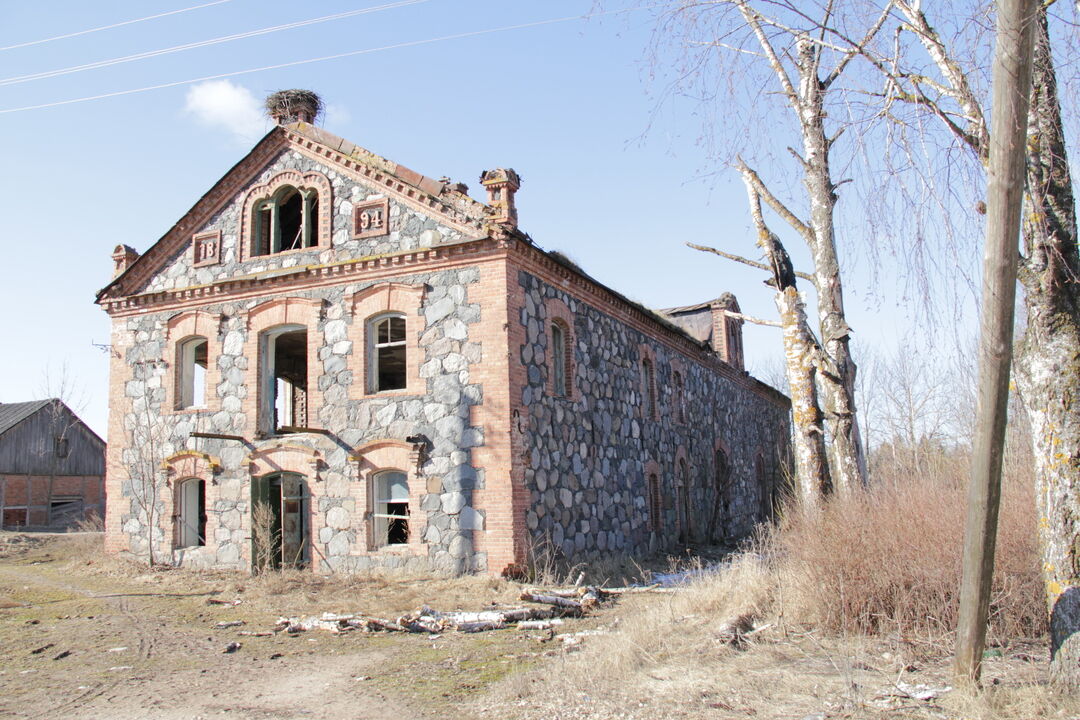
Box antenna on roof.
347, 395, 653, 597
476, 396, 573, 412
265, 89, 323, 125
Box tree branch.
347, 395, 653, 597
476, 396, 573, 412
687, 241, 814, 282
735, 0, 800, 108
718, 308, 783, 327
736, 157, 815, 243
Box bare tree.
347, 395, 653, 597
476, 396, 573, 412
123, 360, 170, 566
37, 363, 92, 527
862, 0, 1080, 688
668, 0, 887, 499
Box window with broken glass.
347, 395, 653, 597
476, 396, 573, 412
252, 185, 319, 256
370, 314, 407, 392
372, 470, 409, 546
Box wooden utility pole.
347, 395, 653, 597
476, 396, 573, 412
954, 0, 1040, 685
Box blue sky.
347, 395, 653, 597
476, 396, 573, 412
0, 0, 966, 436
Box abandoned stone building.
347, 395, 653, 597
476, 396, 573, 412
0, 399, 106, 529
96, 93, 791, 575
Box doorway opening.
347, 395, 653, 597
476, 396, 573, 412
251, 472, 309, 570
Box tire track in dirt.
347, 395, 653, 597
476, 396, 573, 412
0, 564, 156, 719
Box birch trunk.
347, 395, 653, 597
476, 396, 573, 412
1014, 9, 1080, 690
776, 286, 832, 506
794, 36, 868, 494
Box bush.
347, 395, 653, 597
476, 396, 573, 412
766, 466, 1045, 642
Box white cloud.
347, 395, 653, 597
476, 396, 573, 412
184, 80, 267, 145
324, 103, 351, 128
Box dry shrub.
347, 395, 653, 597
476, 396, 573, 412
250, 502, 279, 573
769, 467, 1045, 642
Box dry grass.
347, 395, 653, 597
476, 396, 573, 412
476, 464, 1060, 720
771, 469, 1045, 643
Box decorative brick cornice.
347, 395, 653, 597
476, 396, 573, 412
97, 124, 492, 304
507, 242, 790, 410
99, 230, 788, 410
99, 239, 507, 316
285, 129, 489, 236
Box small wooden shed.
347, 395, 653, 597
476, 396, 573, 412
0, 399, 105, 529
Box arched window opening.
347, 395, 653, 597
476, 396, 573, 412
647, 472, 662, 533
708, 448, 731, 541
260, 325, 308, 433
673, 371, 685, 423
252, 185, 319, 256
756, 453, 774, 521
373, 470, 410, 546
370, 314, 407, 392
551, 320, 568, 396
641, 358, 656, 418
178, 336, 208, 409
177, 478, 206, 548
677, 458, 691, 543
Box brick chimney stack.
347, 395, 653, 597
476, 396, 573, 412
112, 244, 140, 277
480, 168, 522, 226
265, 89, 323, 125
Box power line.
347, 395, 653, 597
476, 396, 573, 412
0, 0, 233, 53
0, 6, 657, 115
0, 0, 431, 87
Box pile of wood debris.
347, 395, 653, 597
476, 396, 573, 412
271, 583, 663, 636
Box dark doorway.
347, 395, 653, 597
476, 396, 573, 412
251, 472, 308, 570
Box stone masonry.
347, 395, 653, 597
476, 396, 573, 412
97, 111, 790, 576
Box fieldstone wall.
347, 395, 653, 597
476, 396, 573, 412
516, 270, 789, 563
142, 149, 467, 294
114, 265, 488, 574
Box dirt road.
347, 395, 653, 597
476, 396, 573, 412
0, 534, 522, 720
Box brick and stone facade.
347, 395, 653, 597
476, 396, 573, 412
96, 115, 790, 576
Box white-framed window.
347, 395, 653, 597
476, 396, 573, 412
177, 336, 208, 409
252, 185, 319, 256
369, 314, 407, 392
372, 470, 409, 546
177, 478, 206, 548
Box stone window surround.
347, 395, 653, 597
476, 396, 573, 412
244, 297, 323, 436
638, 344, 659, 421
165, 311, 223, 414
348, 283, 425, 399
544, 296, 576, 400
238, 169, 333, 263
351, 439, 426, 554
161, 451, 222, 552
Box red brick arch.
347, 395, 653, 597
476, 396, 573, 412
239, 169, 333, 262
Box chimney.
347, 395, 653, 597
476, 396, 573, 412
480, 168, 522, 226
265, 89, 323, 126
710, 294, 745, 371
112, 244, 140, 277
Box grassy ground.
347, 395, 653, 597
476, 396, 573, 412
0, 531, 1073, 720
